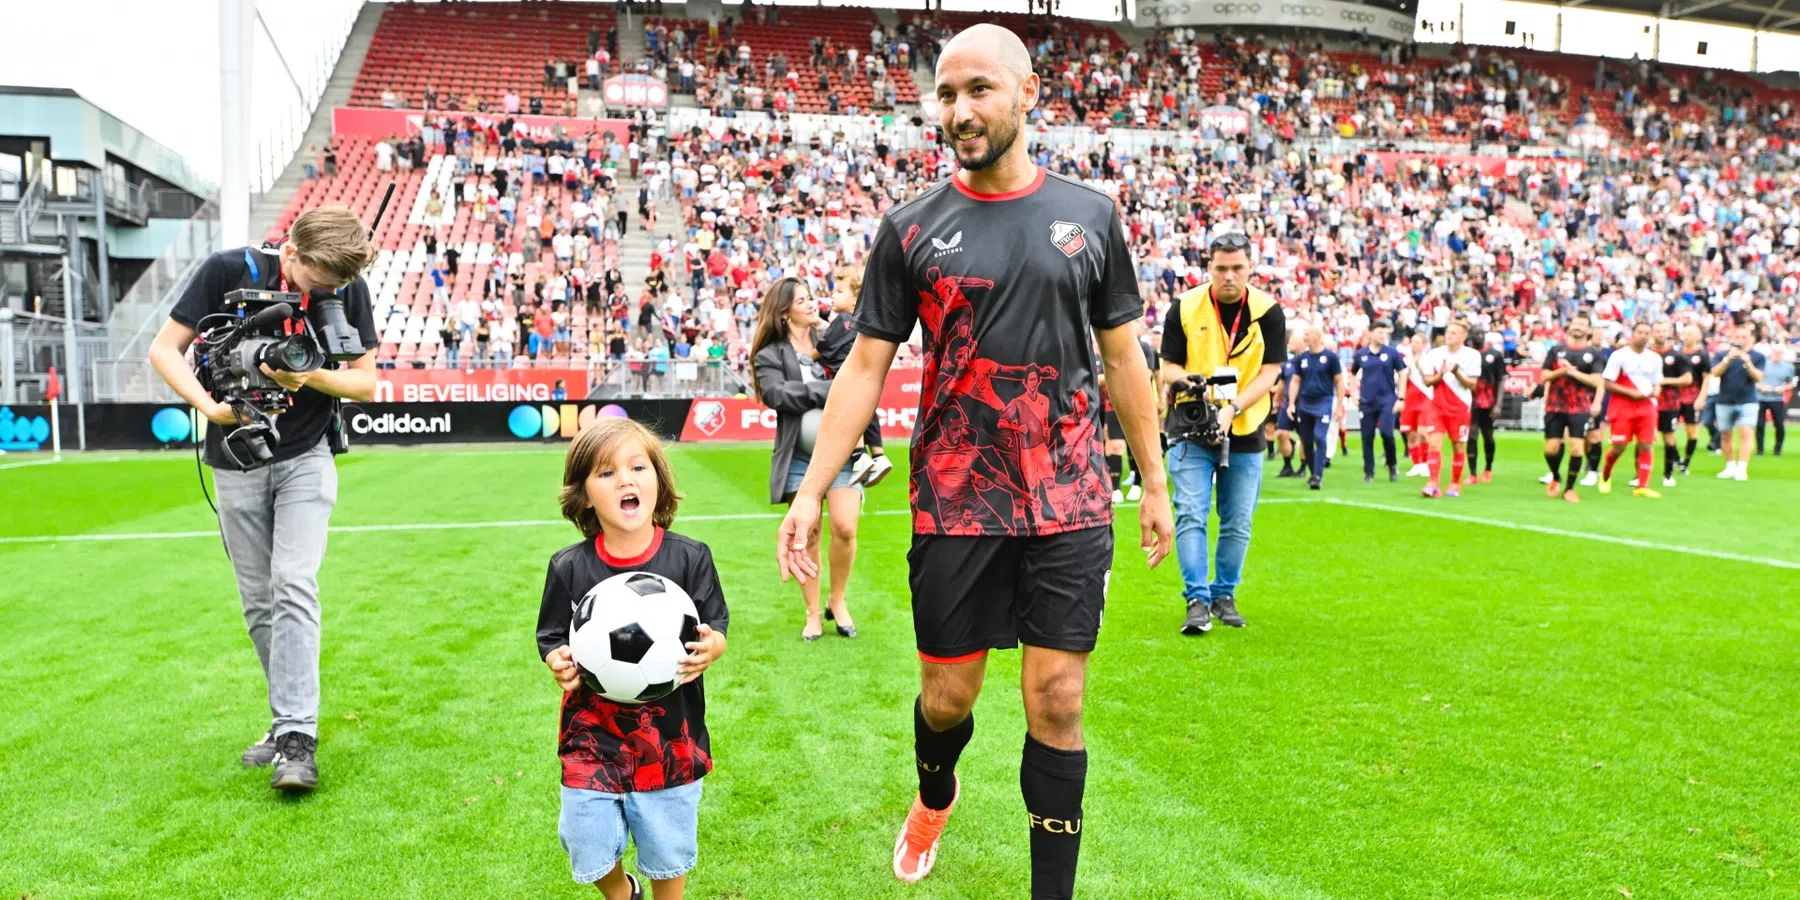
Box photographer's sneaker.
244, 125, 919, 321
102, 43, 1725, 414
270, 731, 318, 794
241, 730, 279, 766
241, 731, 279, 768
1180, 599, 1213, 635
1213, 595, 1246, 628
1538, 472, 1555, 485
1579, 471, 1600, 487
863, 454, 895, 487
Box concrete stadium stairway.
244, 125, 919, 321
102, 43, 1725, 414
249, 2, 385, 241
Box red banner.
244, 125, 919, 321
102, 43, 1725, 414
332, 107, 630, 145
372, 368, 590, 404
1371, 151, 1585, 181
681, 370, 922, 442
1505, 366, 1542, 397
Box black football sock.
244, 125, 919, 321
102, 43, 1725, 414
1585, 442, 1603, 473
1545, 449, 1563, 480
915, 698, 973, 811
1663, 444, 1678, 479
1022, 734, 1086, 900
1565, 454, 1584, 484
1683, 437, 1698, 465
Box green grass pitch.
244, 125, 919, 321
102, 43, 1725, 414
3, 433, 1797, 899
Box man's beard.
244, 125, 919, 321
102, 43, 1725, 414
953, 115, 1020, 172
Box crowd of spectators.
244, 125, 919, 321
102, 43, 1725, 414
298, 21, 1800, 413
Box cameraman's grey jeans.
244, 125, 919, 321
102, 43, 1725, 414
213, 441, 337, 739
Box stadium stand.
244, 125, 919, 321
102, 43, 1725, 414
349, 1, 616, 112
649, 8, 921, 113
249, 2, 1798, 395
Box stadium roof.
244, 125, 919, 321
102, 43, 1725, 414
1565, 0, 1800, 35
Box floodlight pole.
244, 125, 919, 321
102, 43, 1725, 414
220, 0, 254, 249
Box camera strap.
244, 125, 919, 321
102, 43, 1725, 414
1213, 289, 1249, 360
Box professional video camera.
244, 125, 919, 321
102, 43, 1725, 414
191, 286, 367, 468
188, 186, 395, 470
1166, 367, 1240, 467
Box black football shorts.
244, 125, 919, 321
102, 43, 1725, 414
907, 525, 1113, 662
1544, 411, 1590, 440
1657, 407, 1683, 434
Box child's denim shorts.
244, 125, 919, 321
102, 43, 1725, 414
559, 779, 703, 882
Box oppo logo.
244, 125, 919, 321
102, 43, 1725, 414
1212, 2, 1260, 12
1339, 8, 1376, 23
1281, 4, 1324, 16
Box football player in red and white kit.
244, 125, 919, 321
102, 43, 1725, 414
1397, 331, 1436, 476
1419, 321, 1483, 498
1598, 321, 1665, 499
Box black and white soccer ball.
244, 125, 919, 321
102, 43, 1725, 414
570, 571, 701, 704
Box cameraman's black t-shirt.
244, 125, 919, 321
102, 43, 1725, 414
170, 248, 378, 470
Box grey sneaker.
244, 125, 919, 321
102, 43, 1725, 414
241, 731, 278, 768
1214, 595, 1246, 628
271, 731, 319, 793
1180, 599, 1213, 635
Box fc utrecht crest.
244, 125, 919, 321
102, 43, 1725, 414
691, 400, 726, 436
1050, 221, 1086, 257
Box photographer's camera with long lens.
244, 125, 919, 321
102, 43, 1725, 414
192, 287, 366, 469
1166, 368, 1241, 468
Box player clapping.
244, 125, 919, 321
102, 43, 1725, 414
1418, 321, 1482, 499
1596, 322, 1664, 499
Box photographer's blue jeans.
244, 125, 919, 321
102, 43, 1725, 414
1167, 441, 1264, 605
213, 440, 337, 739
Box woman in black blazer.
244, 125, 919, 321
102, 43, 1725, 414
750, 277, 864, 641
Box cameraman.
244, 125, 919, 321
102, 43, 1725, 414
1158, 233, 1286, 636
147, 206, 379, 793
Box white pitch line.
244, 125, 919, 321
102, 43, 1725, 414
0, 507, 918, 545
1319, 497, 1800, 571
0, 457, 68, 471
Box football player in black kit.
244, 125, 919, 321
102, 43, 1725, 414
1467, 331, 1507, 483
1539, 319, 1606, 502
774, 23, 1173, 900
1650, 322, 1695, 487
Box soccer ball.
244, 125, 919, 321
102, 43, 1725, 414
798, 408, 823, 454
570, 572, 701, 704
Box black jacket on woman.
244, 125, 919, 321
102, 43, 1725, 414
753, 337, 832, 504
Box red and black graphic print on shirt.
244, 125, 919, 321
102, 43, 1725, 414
910, 266, 1111, 536
561, 693, 711, 793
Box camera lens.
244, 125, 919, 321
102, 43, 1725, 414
259, 335, 325, 373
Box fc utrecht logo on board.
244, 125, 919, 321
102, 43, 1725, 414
930, 231, 963, 257
691, 400, 726, 436
1050, 221, 1086, 257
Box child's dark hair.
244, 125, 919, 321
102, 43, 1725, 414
559, 417, 681, 538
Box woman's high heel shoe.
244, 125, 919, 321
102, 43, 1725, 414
835, 623, 857, 639
803, 615, 824, 642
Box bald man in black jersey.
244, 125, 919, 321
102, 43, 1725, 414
776, 24, 1173, 899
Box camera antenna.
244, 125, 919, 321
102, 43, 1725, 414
367, 181, 397, 241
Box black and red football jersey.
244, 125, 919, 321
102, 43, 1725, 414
851, 166, 1144, 537
1542, 343, 1605, 414
535, 527, 729, 793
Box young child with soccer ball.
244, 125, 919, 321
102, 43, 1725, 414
537, 417, 730, 900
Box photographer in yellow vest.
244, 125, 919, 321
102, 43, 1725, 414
1158, 232, 1288, 635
